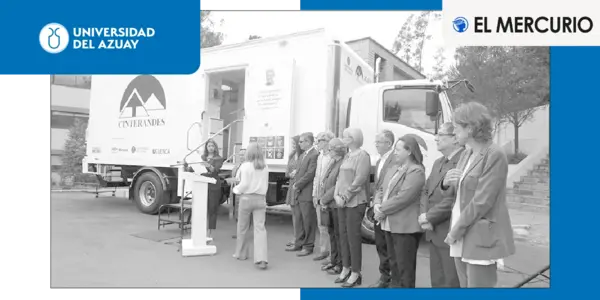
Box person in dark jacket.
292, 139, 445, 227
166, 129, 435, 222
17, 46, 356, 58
318, 138, 347, 275
201, 139, 224, 239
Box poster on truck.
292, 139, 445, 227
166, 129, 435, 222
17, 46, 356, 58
243, 58, 296, 166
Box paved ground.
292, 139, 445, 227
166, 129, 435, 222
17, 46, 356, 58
51, 192, 549, 288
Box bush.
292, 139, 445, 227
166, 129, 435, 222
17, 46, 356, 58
508, 152, 527, 164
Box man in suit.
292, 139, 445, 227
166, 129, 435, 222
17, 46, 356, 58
286, 132, 320, 256
369, 129, 399, 288
418, 122, 464, 288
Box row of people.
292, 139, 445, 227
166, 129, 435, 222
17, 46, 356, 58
284, 101, 515, 288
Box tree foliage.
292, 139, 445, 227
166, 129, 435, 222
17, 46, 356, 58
61, 118, 87, 177
447, 46, 550, 153
392, 12, 441, 73
201, 11, 224, 48
429, 47, 447, 80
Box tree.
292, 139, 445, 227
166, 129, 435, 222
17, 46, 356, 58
448, 46, 550, 154
429, 47, 447, 80
248, 35, 261, 40
391, 11, 442, 73
201, 11, 224, 48
61, 118, 88, 179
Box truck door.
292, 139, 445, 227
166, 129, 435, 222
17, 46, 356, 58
242, 58, 296, 168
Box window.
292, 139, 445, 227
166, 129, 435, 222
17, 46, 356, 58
51, 112, 88, 129
51, 75, 91, 89
382, 88, 441, 134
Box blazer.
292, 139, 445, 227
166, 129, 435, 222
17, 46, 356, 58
420, 148, 464, 246
292, 147, 319, 204
319, 157, 344, 208
285, 153, 300, 205
442, 143, 516, 261
373, 153, 400, 205
379, 163, 426, 234
375, 152, 398, 192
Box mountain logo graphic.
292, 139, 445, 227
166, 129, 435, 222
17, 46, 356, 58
119, 75, 167, 119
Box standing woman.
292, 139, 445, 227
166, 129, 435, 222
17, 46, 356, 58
233, 142, 270, 270
442, 102, 515, 288
285, 135, 304, 247
334, 128, 371, 288
201, 139, 224, 239
373, 135, 426, 288
318, 138, 347, 275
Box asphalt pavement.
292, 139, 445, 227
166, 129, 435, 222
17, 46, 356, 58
51, 192, 549, 288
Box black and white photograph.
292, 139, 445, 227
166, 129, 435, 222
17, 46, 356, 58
50, 11, 549, 288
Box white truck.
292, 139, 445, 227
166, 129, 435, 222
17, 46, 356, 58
82, 29, 456, 231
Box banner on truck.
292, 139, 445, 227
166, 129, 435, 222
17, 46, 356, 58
243, 58, 296, 165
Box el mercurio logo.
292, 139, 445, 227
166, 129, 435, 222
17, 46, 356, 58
453, 17, 469, 33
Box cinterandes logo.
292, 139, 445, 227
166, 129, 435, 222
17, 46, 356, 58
39, 23, 155, 54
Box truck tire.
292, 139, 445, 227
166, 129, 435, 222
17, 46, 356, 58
133, 172, 165, 215
361, 206, 376, 244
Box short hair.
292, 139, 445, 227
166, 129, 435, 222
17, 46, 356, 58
317, 131, 335, 142
379, 129, 395, 144
328, 138, 347, 157
245, 142, 266, 170
454, 102, 493, 143
343, 127, 364, 147
439, 122, 455, 135
300, 132, 315, 144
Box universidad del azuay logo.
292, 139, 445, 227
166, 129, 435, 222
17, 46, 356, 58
39, 22, 155, 54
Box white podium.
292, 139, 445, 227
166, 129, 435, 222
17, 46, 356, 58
180, 171, 217, 257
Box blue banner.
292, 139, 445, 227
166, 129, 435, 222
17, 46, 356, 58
0, 0, 200, 74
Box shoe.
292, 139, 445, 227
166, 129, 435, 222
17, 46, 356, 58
369, 280, 389, 288
321, 259, 331, 266
342, 274, 362, 288
232, 254, 247, 261
321, 263, 335, 271
232, 235, 237, 239
256, 261, 268, 270
285, 246, 302, 252
327, 265, 342, 275
286, 241, 295, 247
313, 252, 329, 261
296, 249, 313, 257
334, 271, 351, 283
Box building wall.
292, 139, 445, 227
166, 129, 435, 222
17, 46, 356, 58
346, 38, 425, 82
51, 77, 91, 182
495, 104, 549, 155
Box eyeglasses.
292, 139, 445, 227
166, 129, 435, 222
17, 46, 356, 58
436, 133, 455, 137
317, 139, 328, 143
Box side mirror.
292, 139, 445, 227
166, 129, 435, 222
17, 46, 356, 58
425, 91, 440, 117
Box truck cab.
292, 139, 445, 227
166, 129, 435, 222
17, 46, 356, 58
349, 79, 454, 175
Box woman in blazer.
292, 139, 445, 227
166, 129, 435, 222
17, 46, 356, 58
318, 138, 347, 275
334, 128, 371, 288
442, 102, 516, 288
373, 135, 426, 288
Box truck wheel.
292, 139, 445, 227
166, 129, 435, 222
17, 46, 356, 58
133, 172, 165, 215
361, 206, 376, 244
